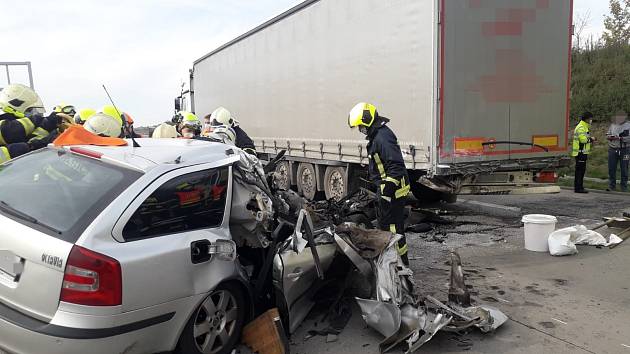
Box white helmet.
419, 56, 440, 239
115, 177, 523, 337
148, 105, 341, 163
152, 122, 178, 138
84, 112, 123, 137
0, 83, 45, 117
207, 125, 236, 145
210, 107, 236, 127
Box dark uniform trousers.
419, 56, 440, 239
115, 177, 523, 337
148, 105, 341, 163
367, 123, 410, 266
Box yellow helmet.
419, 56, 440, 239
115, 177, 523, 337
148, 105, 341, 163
348, 102, 377, 128
179, 111, 201, 128
101, 105, 123, 124
53, 103, 77, 116
0, 83, 45, 118
74, 108, 96, 124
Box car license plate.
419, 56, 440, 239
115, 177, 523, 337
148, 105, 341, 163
0, 250, 22, 278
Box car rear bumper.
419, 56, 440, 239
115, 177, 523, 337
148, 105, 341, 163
0, 300, 178, 354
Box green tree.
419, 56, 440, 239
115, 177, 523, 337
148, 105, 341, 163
602, 0, 630, 47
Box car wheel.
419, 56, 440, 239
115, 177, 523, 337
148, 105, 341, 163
176, 283, 246, 354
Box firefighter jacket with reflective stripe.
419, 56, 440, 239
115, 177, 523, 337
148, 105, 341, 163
0, 112, 59, 162
572, 120, 591, 157
366, 122, 410, 200
234, 126, 256, 155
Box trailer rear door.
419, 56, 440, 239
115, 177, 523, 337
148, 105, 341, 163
438, 0, 572, 164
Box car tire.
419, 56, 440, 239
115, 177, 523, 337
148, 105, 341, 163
176, 283, 246, 354
296, 163, 317, 200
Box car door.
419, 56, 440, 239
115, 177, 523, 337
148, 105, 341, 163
273, 210, 338, 334
110, 164, 235, 313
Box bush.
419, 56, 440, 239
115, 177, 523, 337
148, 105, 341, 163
571, 45, 630, 123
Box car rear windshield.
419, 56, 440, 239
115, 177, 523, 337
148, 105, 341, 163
0, 148, 142, 243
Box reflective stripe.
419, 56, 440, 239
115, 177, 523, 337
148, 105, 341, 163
395, 185, 410, 199
0, 147, 11, 163
384, 176, 400, 185
1, 106, 25, 118
395, 176, 410, 199
0, 121, 6, 146
389, 224, 396, 233
17, 118, 35, 136
397, 243, 408, 256
381, 194, 391, 202
373, 153, 386, 179
30, 127, 50, 140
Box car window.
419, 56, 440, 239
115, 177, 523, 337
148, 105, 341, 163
122, 167, 229, 241
0, 148, 141, 242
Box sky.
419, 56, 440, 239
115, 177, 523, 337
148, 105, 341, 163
0, 0, 612, 126
574, 0, 609, 42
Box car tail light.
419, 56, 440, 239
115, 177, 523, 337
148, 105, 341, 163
60, 246, 122, 306
535, 171, 558, 183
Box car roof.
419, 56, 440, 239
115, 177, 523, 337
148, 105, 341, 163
62, 138, 238, 172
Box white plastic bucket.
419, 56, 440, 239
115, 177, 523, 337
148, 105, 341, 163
521, 214, 558, 252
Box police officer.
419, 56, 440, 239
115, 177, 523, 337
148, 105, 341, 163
572, 111, 596, 193
209, 107, 256, 155
0, 84, 61, 162
348, 102, 410, 265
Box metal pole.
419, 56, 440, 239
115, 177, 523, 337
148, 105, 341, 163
4, 64, 10, 85
26, 62, 34, 89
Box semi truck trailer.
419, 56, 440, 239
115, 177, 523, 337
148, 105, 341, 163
180, 0, 573, 201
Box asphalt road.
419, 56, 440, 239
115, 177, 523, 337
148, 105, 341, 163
290, 190, 630, 354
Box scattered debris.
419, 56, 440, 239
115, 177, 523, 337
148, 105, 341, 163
326, 334, 338, 343
551, 318, 567, 325
548, 225, 623, 256
539, 321, 555, 329
242, 308, 289, 354
406, 223, 433, 233
346, 232, 507, 353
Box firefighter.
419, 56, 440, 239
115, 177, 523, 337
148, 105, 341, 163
53, 103, 77, 117
209, 107, 256, 155
0, 83, 61, 162
348, 102, 410, 265
74, 108, 96, 125
572, 111, 596, 193
178, 111, 201, 138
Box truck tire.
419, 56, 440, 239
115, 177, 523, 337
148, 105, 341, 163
323, 166, 347, 201
297, 163, 317, 200
274, 161, 291, 190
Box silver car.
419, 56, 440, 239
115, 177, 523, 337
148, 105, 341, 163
0, 138, 337, 354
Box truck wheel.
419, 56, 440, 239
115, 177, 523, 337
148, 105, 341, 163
297, 163, 317, 200
324, 166, 347, 201
274, 161, 290, 190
